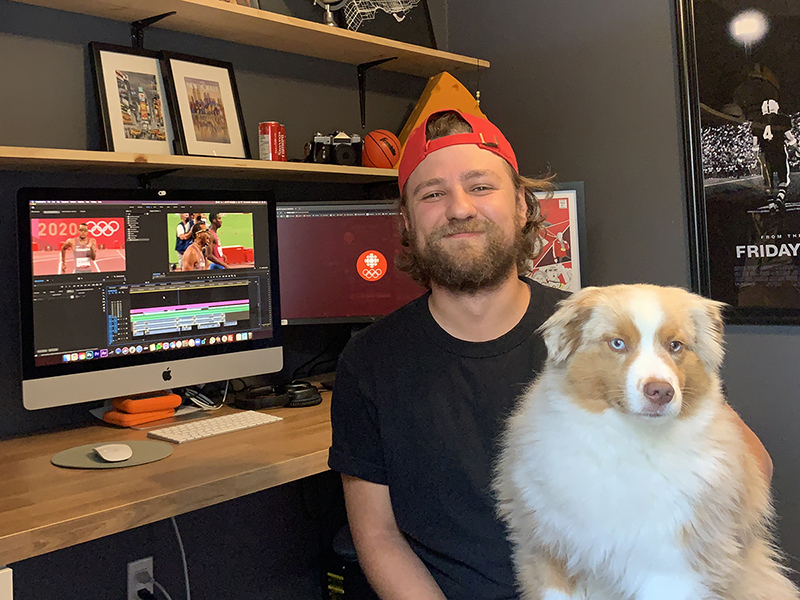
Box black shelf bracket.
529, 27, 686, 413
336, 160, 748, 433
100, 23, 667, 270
357, 57, 397, 129
135, 168, 182, 189
131, 11, 177, 49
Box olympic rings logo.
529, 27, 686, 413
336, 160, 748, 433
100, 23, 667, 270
85, 220, 121, 237
358, 250, 387, 282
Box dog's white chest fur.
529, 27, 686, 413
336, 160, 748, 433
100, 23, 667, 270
510, 383, 721, 594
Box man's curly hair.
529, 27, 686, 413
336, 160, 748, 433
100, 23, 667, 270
396, 111, 554, 288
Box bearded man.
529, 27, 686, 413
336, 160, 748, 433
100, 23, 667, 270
328, 109, 772, 600
328, 109, 564, 600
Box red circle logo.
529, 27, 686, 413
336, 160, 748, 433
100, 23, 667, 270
357, 250, 387, 282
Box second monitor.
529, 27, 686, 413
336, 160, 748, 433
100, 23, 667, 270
277, 200, 426, 324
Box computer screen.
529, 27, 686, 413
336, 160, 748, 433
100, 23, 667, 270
18, 187, 283, 410
276, 201, 426, 324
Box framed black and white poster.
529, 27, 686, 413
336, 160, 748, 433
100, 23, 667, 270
89, 42, 174, 154
678, 1, 800, 324
160, 52, 250, 159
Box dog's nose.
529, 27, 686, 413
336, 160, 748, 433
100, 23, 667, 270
643, 380, 674, 406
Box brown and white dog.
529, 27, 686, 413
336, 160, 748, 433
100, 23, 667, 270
493, 284, 798, 600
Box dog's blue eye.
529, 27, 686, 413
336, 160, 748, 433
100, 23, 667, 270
608, 338, 626, 351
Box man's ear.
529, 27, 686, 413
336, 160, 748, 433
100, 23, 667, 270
401, 205, 411, 232
516, 188, 527, 229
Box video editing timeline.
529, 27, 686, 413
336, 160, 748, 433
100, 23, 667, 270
124, 280, 256, 339
130, 299, 250, 337
28, 196, 276, 367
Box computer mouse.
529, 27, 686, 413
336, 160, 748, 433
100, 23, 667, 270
93, 443, 133, 462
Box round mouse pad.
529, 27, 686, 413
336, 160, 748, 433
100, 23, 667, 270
51, 440, 173, 469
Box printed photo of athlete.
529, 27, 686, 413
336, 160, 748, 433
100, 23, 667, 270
61, 223, 97, 274
752, 99, 797, 210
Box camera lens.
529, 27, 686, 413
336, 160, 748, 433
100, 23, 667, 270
333, 144, 358, 166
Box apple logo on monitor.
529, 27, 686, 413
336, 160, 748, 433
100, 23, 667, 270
162, 368, 172, 382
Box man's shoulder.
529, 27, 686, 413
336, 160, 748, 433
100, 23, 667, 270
524, 278, 569, 315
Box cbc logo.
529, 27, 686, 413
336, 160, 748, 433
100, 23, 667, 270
85, 220, 121, 237
357, 250, 387, 282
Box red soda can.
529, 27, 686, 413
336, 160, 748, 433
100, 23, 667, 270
276, 124, 287, 161
259, 121, 283, 161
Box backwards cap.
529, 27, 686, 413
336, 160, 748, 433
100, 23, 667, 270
397, 108, 519, 193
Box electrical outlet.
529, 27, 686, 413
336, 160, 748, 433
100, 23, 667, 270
127, 557, 153, 600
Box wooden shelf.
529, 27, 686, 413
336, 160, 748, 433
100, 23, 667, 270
11, 0, 489, 78
0, 146, 398, 183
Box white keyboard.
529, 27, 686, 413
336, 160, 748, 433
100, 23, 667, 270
147, 411, 282, 444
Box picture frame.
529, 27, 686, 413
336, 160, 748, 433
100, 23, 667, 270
160, 52, 250, 159
89, 42, 174, 155
677, 0, 800, 324
532, 182, 586, 293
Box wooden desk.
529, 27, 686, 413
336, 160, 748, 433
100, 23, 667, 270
0, 395, 332, 565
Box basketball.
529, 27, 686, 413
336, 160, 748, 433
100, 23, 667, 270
362, 129, 401, 169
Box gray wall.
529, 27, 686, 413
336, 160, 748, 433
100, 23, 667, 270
448, 0, 800, 578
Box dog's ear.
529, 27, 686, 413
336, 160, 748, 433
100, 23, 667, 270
688, 295, 726, 371
539, 287, 600, 364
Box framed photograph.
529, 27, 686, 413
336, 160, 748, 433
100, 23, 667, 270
160, 52, 250, 159
678, 0, 800, 324
89, 42, 174, 155
531, 182, 586, 293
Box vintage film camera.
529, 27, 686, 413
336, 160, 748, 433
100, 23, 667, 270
306, 131, 362, 166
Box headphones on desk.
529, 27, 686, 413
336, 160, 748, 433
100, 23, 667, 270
230, 381, 322, 410
279, 381, 323, 407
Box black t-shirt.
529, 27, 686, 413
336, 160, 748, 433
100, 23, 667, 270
328, 278, 567, 600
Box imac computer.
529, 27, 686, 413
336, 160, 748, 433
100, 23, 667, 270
18, 187, 283, 410
276, 200, 426, 324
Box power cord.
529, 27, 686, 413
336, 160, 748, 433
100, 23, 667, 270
183, 380, 229, 410
137, 581, 173, 600
171, 516, 191, 600
135, 572, 174, 600
132, 517, 191, 600
154, 582, 174, 600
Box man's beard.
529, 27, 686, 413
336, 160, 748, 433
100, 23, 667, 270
408, 218, 523, 293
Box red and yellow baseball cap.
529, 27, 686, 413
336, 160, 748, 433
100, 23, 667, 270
397, 108, 519, 193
